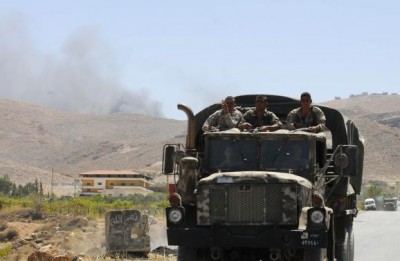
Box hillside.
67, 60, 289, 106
0, 94, 399, 189
0, 99, 186, 185
323, 94, 400, 183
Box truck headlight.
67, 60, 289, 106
307, 208, 327, 229
310, 209, 324, 224
167, 207, 184, 225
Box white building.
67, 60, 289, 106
79, 170, 153, 197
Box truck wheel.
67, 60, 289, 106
335, 224, 354, 261
346, 225, 355, 261
177, 246, 205, 261
303, 249, 323, 261
177, 246, 196, 261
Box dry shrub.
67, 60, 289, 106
0, 220, 8, 232
15, 208, 42, 220
68, 217, 89, 227
59, 216, 89, 231
0, 208, 39, 222
0, 227, 19, 242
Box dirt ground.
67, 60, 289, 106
0, 210, 177, 261
7, 221, 45, 238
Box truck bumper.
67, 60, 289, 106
167, 226, 328, 249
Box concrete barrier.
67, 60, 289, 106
105, 209, 150, 254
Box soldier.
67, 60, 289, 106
286, 92, 326, 133
202, 96, 243, 132
239, 95, 282, 132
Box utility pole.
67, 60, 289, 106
51, 168, 54, 196
73, 179, 79, 197
396, 181, 400, 197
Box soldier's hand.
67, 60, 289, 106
308, 126, 319, 133
208, 126, 218, 132
258, 126, 270, 132
239, 122, 252, 130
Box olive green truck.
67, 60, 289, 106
162, 94, 363, 261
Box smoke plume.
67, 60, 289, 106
0, 15, 164, 117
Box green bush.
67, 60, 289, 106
0, 191, 169, 219
0, 244, 11, 258
360, 180, 395, 201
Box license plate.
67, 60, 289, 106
300, 231, 321, 247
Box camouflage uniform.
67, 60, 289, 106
286, 106, 326, 132
202, 109, 243, 131
240, 109, 282, 128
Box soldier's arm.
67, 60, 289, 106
202, 111, 219, 132
224, 111, 242, 129
285, 110, 297, 130
314, 107, 327, 132
270, 112, 283, 129
238, 111, 252, 130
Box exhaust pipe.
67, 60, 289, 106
269, 248, 280, 261
177, 104, 195, 150
210, 247, 222, 260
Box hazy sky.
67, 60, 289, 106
1, 1, 399, 119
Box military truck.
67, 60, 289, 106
383, 197, 398, 211
162, 95, 364, 261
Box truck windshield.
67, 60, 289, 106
261, 140, 309, 171
205, 136, 311, 173
207, 138, 258, 171
384, 198, 397, 203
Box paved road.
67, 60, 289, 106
354, 209, 400, 261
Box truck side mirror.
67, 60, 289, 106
334, 145, 358, 177
163, 145, 176, 174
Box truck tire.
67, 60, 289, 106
303, 249, 323, 261
177, 246, 197, 261
345, 225, 355, 261
177, 246, 207, 261
335, 224, 354, 261
326, 214, 335, 261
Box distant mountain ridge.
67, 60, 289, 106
0, 94, 399, 187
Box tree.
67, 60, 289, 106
34, 179, 39, 194
0, 175, 14, 196
39, 182, 43, 196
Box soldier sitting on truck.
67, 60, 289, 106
238, 95, 282, 132
286, 92, 326, 133
202, 96, 243, 132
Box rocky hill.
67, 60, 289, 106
0, 99, 186, 186
0, 93, 399, 189
323, 94, 400, 183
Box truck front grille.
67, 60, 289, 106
197, 183, 298, 225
